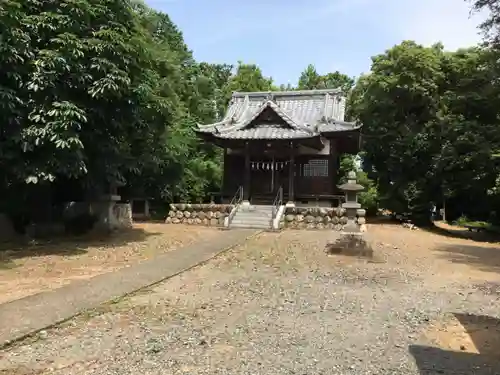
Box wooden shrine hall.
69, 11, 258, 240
196, 89, 363, 207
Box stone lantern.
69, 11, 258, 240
326, 171, 372, 257
337, 171, 364, 233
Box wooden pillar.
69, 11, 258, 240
222, 148, 227, 199
288, 142, 295, 203
329, 138, 337, 193
243, 142, 250, 202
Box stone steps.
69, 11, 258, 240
229, 205, 276, 229
231, 223, 271, 229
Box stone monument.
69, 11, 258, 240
326, 171, 373, 257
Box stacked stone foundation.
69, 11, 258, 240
283, 206, 366, 230
165, 204, 233, 227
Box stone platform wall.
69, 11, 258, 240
165, 204, 233, 226
283, 206, 365, 230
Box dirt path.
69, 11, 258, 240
1, 225, 500, 374
0, 224, 220, 304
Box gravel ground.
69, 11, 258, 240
0, 223, 220, 304
2, 224, 500, 374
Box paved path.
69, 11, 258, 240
0, 228, 257, 347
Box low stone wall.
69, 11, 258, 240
283, 206, 365, 230
165, 204, 233, 226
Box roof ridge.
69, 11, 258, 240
232, 88, 342, 98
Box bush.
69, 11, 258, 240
357, 171, 379, 216
453, 215, 489, 228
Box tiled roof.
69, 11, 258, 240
196, 89, 361, 140
212, 125, 314, 140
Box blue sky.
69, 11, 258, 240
145, 0, 486, 85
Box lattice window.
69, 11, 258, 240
302, 159, 329, 177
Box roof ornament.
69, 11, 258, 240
266, 91, 275, 102
214, 126, 220, 134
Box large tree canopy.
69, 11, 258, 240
0, 0, 234, 208
350, 39, 500, 221
2, 0, 500, 227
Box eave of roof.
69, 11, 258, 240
208, 126, 317, 140
319, 120, 363, 133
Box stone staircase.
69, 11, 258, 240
230, 204, 275, 230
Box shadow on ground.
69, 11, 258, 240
368, 217, 500, 243
454, 313, 500, 356
410, 313, 500, 374
433, 242, 500, 274
409, 345, 500, 374
0, 227, 160, 269
423, 224, 500, 243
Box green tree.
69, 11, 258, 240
125, 5, 233, 202
2, 0, 177, 185
298, 64, 354, 93
224, 62, 274, 100
0, 0, 178, 204
470, 0, 500, 46
0, 0, 235, 222
350, 40, 500, 222
350, 41, 447, 219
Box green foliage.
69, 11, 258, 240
224, 62, 274, 100
350, 38, 500, 222
6, 0, 498, 225
452, 215, 500, 234
0, 0, 235, 206
357, 171, 379, 216
337, 155, 379, 215
1, 0, 174, 191
338, 155, 357, 182
298, 64, 355, 93
471, 0, 500, 47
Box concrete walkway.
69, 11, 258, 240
0, 228, 258, 347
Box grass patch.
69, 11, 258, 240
452, 215, 500, 234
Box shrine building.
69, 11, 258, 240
196, 89, 362, 207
